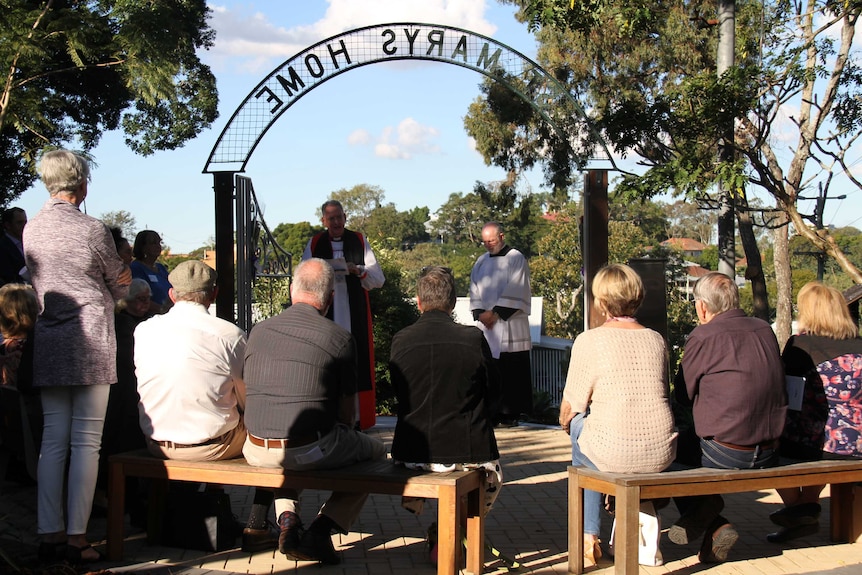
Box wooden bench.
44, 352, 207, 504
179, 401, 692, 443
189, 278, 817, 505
108, 450, 484, 575
568, 460, 862, 574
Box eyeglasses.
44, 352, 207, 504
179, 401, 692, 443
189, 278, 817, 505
420, 266, 453, 277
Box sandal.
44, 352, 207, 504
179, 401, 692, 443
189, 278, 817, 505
66, 544, 105, 564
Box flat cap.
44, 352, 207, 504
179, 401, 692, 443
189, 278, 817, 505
168, 260, 217, 293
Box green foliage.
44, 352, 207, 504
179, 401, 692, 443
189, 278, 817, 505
272, 221, 321, 259
531, 204, 584, 339
364, 203, 431, 250
694, 245, 719, 271
392, 241, 482, 298
330, 184, 386, 231
100, 210, 137, 239
253, 277, 291, 319
0, 0, 218, 203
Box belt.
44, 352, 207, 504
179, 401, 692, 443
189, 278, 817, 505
247, 432, 320, 449
150, 431, 229, 449
712, 438, 778, 452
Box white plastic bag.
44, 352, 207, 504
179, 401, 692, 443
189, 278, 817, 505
608, 500, 663, 566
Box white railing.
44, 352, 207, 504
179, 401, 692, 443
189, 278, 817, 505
530, 336, 571, 406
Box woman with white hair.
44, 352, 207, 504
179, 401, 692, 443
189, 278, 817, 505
24, 149, 131, 564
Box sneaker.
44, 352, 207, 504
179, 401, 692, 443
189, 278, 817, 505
698, 518, 738, 563
668, 495, 724, 545
297, 529, 340, 565
242, 525, 278, 553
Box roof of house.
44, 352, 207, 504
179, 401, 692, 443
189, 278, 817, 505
661, 237, 708, 251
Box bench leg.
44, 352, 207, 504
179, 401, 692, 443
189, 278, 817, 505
437, 485, 458, 575
106, 460, 126, 561
465, 485, 484, 575
831, 483, 862, 543
568, 468, 585, 574
614, 486, 640, 575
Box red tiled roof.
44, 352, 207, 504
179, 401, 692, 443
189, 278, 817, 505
661, 237, 708, 251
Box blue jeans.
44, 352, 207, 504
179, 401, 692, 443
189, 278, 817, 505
569, 412, 602, 536
676, 438, 780, 519
701, 438, 780, 470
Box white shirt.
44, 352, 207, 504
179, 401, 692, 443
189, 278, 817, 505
135, 301, 247, 443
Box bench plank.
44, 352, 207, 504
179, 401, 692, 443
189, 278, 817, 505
108, 450, 485, 575
568, 460, 862, 575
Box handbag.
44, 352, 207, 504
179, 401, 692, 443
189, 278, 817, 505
608, 500, 663, 566
160, 486, 239, 552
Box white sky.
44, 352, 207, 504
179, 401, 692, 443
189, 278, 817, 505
13, 1, 862, 253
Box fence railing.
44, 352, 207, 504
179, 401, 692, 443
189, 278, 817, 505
530, 336, 571, 406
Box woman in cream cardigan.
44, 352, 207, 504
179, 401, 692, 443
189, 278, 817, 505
559, 264, 677, 567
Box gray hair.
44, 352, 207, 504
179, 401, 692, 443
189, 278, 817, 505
693, 272, 739, 315
292, 258, 334, 309
320, 200, 344, 217
39, 150, 90, 196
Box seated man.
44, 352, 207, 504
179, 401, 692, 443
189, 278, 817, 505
389, 266, 502, 557
670, 272, 787, 563
242, 258, 386, 565
134, 261, 274, 552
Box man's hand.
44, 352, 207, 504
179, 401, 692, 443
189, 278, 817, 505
478, 309, 498, 328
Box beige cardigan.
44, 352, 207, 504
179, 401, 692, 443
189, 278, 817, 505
563, 326, 677, 473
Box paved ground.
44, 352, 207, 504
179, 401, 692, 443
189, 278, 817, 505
2, 418, 862, 574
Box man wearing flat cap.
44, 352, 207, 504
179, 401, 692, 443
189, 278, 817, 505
134, 260, 248, 462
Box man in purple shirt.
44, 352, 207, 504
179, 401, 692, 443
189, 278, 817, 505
670, 272, 786, 563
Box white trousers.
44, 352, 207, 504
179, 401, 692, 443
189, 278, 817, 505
37, 384, 110, 535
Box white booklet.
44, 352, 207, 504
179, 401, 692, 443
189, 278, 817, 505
785, 376, 805, 411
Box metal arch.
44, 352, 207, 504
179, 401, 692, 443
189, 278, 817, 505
203, 22, 616, 174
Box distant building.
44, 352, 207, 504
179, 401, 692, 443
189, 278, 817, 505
660, 237, 707, 259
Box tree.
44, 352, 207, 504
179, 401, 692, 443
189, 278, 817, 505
364, 203, 430, 250
665, 200, 717, 245
1, 1, 218, 203
100, 210, 137, 240
330, 184, 386, 231
272, 221, 320, 260
431, 192, 489, 244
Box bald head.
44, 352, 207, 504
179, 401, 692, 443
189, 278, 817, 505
291, 258, 334, 312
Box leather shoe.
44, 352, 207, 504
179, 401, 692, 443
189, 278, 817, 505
767, 522, 819, 543
242, 526, 278, 553
297, 529, 340, 565
769, 503, 821, 528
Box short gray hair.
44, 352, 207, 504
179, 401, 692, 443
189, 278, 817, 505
693, 272, 739, 315
292, 258, 334, 308
39, 149, 90, 196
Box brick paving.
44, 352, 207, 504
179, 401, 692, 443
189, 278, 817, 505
2, 417, 862, 574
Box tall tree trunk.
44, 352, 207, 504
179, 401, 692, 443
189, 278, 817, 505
736, 196, 768, 321
773, 212, 793, 350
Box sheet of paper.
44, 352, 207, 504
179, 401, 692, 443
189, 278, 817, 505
785, 375, 805, 411
479, 320, 503, 359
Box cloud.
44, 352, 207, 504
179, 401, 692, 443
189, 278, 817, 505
351, 118, 441, 160
348, 129, 372, 145
205, 1, 497, 74
315, 0, 497, 38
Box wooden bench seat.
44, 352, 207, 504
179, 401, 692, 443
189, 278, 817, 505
108, 450, 485, 575
568, 459, 862, 574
